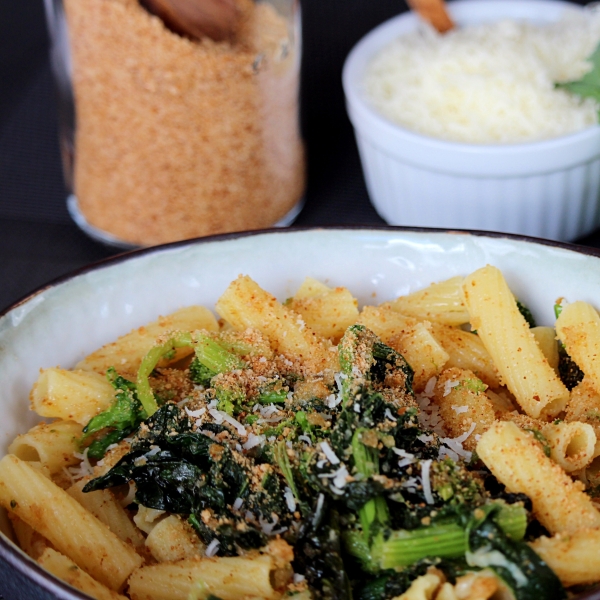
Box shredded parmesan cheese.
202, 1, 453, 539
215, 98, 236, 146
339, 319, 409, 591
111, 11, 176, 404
420, 459, 434, 505
320, 441, 341, 465
205, 538, 220, 557
364, 9, 600, 143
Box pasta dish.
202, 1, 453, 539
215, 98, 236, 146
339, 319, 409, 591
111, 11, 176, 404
0, 266, 599, 600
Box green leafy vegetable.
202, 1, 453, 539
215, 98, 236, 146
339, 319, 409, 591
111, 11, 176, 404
136, 332, 193, 415
516, 300, 536, 328
78, 322, 570, 600
367, 503, 527, 571
466, 504, 566, 600
81, 368, 146, 459
556, 42, 600, 106
558, 345, 584, 390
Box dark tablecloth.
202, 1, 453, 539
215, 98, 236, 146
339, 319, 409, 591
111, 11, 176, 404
0, 0, 599, 597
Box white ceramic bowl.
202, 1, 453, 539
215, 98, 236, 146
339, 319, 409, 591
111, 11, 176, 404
2, 227, 600, 599
342, 0, 600, 242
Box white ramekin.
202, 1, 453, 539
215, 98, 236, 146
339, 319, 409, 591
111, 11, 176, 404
342, 0, 600, 242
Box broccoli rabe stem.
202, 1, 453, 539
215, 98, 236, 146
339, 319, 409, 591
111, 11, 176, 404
136, 332, 193, 415
352, 429, 389, 541
370, 503, 527, 570
194, 334, 246, 374
136, 332, 247, 416
274, 440, 299, 499
257, 388, 287, 404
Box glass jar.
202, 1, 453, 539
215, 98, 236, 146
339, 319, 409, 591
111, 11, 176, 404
44, 0, 305, 247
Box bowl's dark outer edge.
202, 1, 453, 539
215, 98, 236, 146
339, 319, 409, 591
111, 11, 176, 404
2, 225, 600, 600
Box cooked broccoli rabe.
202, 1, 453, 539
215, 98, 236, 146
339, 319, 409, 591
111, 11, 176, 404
81, 324, 567, 600
516, 300, 536, 328
557, 345, 584, 390
81, 368, 146, 459
466, 504, 566, 600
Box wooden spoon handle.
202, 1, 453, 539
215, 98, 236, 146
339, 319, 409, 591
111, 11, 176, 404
406, 0, 454, 33
141, 0, 238, 42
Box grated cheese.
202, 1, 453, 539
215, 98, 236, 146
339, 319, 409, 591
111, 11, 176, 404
420, 459, 434, 505
393, 447, 416, 468
243, 433, 265, 450
384, 408, 397, 421
284, 487, 297, 512
313, 493, 325, 526
444, 380, 460, 397
364, 9, 600, 143
320, 441, 341, 465
466, 546, 528, 587
185, 407, 206, 418
205, 538, 220, 557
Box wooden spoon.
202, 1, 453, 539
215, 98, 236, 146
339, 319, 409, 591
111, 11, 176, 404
141, 0, 238, 42
406, 0, 454, 33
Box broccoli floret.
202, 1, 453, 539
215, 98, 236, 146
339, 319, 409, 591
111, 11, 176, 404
338, 325, 414, 402
189, 356, 216, 386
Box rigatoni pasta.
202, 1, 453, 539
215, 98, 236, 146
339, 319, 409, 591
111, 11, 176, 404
476, 421, 600, 535
462, 265, 568, 418
0, 455, 142, 590
30, 368, 116, 424
8, 419, 83, 476
76, 305, 219, 378
556, 301, 600, 394
38, 548, 129, 600
386, 276, 469, 326
127, 554, 278, 600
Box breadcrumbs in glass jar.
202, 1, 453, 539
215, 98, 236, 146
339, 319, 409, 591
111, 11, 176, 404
45, 0, 305, 247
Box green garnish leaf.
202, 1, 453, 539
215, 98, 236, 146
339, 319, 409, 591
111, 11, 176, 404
556, 43, 600, 105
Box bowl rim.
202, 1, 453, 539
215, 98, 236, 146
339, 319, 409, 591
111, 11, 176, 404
2, 224, 600, 600
5, 224, 600, 319
342, 0, 600, 173
4, 225, 600, 319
